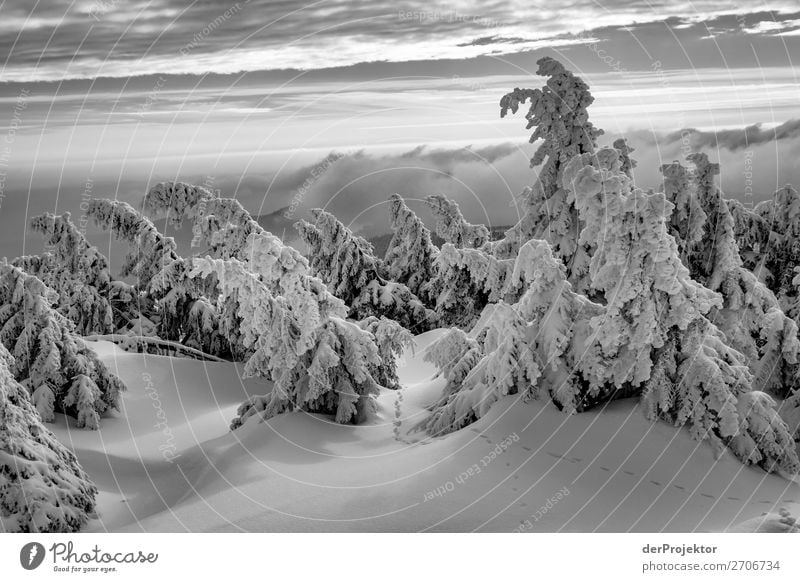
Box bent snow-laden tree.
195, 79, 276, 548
667, 154, 800, 397
569, 148, 797, 472
0, 344, 98, 532
13, 212, 126, 335
384, 193, 439, 305
297, 208, 437, 332
424, 194, 489, 250
490, 57, 603, 294
429, 243, 517, 329
88, 199, 227, 357
422, 239, 606, 435
357, 316, 414, 391
0, 263, 125, 429
190, 257, 383, 427
146, 182, 409, 390
422, 148, 799, 474
752, 185, 800, 318
145, 182, 344, 344
659, 160, 706, 262
420, 193, 515, 328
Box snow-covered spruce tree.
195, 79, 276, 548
384, 193, 439, 305
88, 199, 226, 356
421, 239, 606, 435
0, 344, 98, 532
428, 243, 519, 329
678, 153, 800, 397
420, 192, 514, 328
659, 160, 706, 260
145, 181, 345, 350
0, 263, 124, 429
727, 197, 771, 276
424, 194, 489, 249
613, 138, 637, 178
189, 257, 383, 427
565, 148, 798, 471
357, 316, 414, 391
491, 57, 603, 294
297, 208, 437, 332
421, 149, 800, 472
13, 212, 120, 335
752, 185, 800, 316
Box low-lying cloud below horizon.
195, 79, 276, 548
194, 121, 800, 243
4, 121, 800, 265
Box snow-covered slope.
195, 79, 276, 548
53, 335, 800, 532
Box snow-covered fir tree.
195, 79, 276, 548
13, 212, 121, 335
566, 147, 797, 472
145, 181, 351, 355
147, 183, 409, 420
490, 57, 603, 294
384, 193, 439, 304
424, 194, 489, 249
422, 239, 606, 435
751, 185, 800, 317
428, 243, 517, 329
613, 138, 637, 178
88, 199, 226, 356
189, 257, 383, 427
357, 316, 414, 391
674, 153, 800, 397
297, 208, 437, 332
0, 344, 98, 532
727, 197, 771, 276
659, 160, 706, 260
422, 148, 799, 474
0, 263, 125, 429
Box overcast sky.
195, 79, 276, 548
0, 0, 798, 262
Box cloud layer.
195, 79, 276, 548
1, 1, 800, 81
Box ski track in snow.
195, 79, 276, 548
46, 335, 800, 533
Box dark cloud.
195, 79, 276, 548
662, 119, 800, 151
2, 0, 799, 83
457, 35, 528, 47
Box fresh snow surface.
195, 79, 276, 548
50, 336, 800, 532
